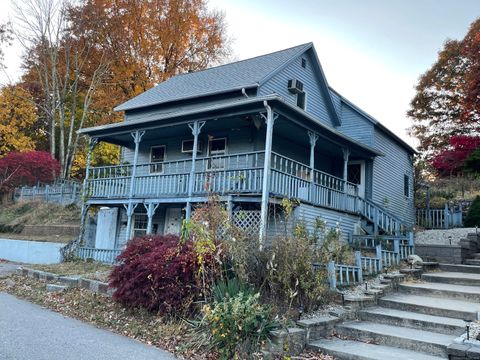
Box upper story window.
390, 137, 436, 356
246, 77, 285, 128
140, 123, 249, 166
150, 145, 166, 173
404, 174, 410, 197
208, 138, 227, 170
182, 139, 204, 153
301, 57, 307, 68
297, 91, 307, 110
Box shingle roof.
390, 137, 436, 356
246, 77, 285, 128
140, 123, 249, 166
114, 43, 312, 111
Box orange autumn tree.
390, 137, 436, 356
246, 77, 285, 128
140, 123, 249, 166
0, 85, 39, 157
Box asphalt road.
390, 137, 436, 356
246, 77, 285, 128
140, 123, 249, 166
0, 292, 178, 360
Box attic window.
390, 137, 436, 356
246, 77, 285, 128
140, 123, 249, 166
301, 58, 307, 68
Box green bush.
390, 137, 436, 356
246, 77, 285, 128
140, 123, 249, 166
202, 292, 276, 359
465, 196, 480, 227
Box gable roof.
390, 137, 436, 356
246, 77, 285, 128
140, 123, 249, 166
115, 43, 312, 111
329, 87, 417, 154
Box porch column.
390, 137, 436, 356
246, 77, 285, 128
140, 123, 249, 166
78, 138, 98, 247
342, 148, 350, 211
259, 104, 278, 248
308, 131, 319, 202
186, 121, 206, 219
129, 130, 145, 199
124, 202, 138, 242
144, 202, 160, 234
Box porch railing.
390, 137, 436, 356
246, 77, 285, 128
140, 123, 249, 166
85, 150, 405, 234
76, 247, 122, 264
416, 204, 463, 229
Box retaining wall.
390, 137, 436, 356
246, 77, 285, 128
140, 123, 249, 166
0, 239, 63, 264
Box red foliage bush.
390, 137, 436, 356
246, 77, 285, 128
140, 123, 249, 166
431, 136, 480, 176
0, 151, 60, 192
109, 234, 219, 314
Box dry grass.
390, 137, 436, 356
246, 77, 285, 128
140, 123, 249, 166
0, 201, 81, 228
32, 260, 112, 282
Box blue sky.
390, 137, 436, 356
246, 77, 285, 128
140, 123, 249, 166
1, 0, 479, 145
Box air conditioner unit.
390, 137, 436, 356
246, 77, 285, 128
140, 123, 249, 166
287, 79, 304, 94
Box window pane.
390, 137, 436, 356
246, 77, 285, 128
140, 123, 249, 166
210, 139, 226, 152
404, 175, 410, 197
297, 92, 306, 109
348, 164, 362, 184
151, 147, 165, 162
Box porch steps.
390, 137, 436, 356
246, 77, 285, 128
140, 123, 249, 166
378, 293, 480, 320
308, 338, 444, 360
464, 259, 480, 266
309, 265, 480, 359
438, 263, 480, 274
421, 271, 480, 286
359, 307, 464, 335
334, 321, 452, 357
398, 282, 480, 302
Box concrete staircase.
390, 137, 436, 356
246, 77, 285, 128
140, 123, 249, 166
465, 252, 480, 266
308, 264, 480, 359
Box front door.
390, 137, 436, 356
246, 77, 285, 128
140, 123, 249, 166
347, 161, 365, 198
164, 207, 183, 235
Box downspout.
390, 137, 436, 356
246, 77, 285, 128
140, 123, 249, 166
241, 88, 249, 98
259, 101, 274, 249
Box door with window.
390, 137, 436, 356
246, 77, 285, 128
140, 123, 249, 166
347, 160, 365, 198
164, 207, 182, 235
150, 145, 166, 173
207, 138, 227, 170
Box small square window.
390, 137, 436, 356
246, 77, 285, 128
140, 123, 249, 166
301, 58, 307, 68
404, 175, 410, 197
150, 145, 166, 173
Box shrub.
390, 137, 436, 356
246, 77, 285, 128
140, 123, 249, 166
465, 196, 480, 227
201, 292, 276, 359
109, 234, 223, 315
0, 151, 60, 192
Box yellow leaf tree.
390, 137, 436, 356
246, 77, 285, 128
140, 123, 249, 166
0, 85, 38, 157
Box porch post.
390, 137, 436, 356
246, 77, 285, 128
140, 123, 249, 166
124, 203, 138, 242
145, 202, 160, 234
78, 137, 98, 247
308, 131, 319, 202
342, 148, 350, 210
129, 130, 145, 199
259, 105, 277, 248
186, 121, 205, 219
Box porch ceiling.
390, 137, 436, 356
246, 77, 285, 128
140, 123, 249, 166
79, 95, 382, 158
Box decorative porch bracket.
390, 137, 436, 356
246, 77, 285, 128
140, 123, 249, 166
124, 202, 138, 242
129, 130, 145, 199
186, 120, 206, 219
308, 131, 319, 200
259, 104, 278, 249
342, 147, 351, 211
144, 202, 160, 234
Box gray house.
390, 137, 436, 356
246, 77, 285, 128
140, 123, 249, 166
79, 42, 415, 251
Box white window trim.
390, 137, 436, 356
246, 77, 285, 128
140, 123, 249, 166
207, 137, 227, 170
131, 213, 148, 238
181, 139, 203, 154
150, 145, 166, 174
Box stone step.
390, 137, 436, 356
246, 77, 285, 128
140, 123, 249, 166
378, 293, 480, 321
359, 307, 465, 335
439, 263, 480, 274
464, 259, 480, 266
308, 338, 445, 360
335, 321, 452, 357
421, 272, 480, 286
472, 253, 480, 259
399, 282, 480, 302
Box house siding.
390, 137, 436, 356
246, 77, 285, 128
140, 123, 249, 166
371, 129, 415, 226
336, 101, 374, 147
294, 203, 361, 242
259, 52, 332, 126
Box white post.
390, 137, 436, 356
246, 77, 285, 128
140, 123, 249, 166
342, 148, 350, 211
186, 121, 205, 219
145, 202, 159, 234
308, 131, 318, 202
124, 203, 138, 242
129, 131, 145, 199
259, 103, 277, 248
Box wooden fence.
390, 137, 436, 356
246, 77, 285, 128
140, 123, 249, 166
416, 204, 463, 229
15, 180, 81, 205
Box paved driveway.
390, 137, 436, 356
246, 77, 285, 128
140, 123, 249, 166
0, 293, 177, 360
